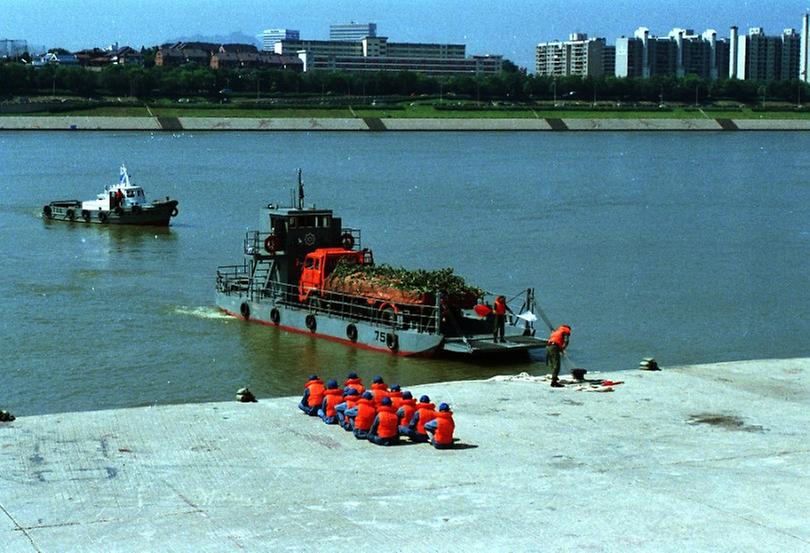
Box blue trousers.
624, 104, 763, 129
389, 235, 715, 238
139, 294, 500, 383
353, 428, 369, 440
298, 402, 318, 416
368, 434, 399, 446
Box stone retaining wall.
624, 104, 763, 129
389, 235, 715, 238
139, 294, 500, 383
3, 115, 810, 131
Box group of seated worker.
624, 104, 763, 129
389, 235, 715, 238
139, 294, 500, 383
298, 372, 455, 449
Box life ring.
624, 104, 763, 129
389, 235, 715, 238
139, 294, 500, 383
305, 314, 317, 332
341, 232, 355, 250
43, 205, 52, 218
114, 206, 124, 216
81, 209, 90, 222
270, 308, 280, 325
98, 211, 108, 223
346, 324, 358, 342
264, 235, 279, 253
66, 208, 75, 220
240, 302, 251, 320
171, 206, 179, 217
385, 333, 399, 352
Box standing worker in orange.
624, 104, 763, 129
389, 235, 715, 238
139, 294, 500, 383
546, 325, 572, 388
424, 402, 455, 449
492, 295, 512, 343
298, 374, 326, 415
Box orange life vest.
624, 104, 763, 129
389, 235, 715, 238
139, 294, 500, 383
353, 397, 377, 431
432, 410, 455, 445
414, 402, 436, 433
547, 325, 571, 350
305, 379, 325, 408
494, 297, 507, 316
374, 405, 399, 439
322, 388, 343, 417
387, 390, 403, 409
343, 377, 365, 395
370, 382, 389, 405
397, 398, 417, 427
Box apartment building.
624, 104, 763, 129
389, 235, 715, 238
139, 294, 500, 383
535, 33, 609, 77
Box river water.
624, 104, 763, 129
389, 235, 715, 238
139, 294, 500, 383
1, 130, 809, 416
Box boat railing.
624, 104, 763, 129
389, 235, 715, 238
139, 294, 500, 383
242, 228, 363, 256
261, 279, 440, 334
216, 263, 251, 293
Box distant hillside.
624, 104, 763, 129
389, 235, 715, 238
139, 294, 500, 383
164, 31, 259, 47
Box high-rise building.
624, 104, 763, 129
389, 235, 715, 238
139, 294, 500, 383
615, 27, 727, 79
535, 33, 608, 77
801, 14, 810, 82
781, 28, 801, 80
261, 29, 300, 51
0, 39, 28, 58
329, 23, 377, 42
735, 27, 797, 80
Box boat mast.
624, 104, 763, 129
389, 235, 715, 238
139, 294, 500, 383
297, 168, 304, 209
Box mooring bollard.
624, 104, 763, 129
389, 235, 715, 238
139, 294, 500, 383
236, 387, 257, 403
639, 358, 660, 371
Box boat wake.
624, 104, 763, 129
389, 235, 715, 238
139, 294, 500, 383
174, 306, 231, 320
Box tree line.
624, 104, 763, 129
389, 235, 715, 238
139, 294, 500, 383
1, 61, 808, 106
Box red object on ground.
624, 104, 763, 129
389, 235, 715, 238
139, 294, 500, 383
601, 380, 624, 387
474, 304, 492, 317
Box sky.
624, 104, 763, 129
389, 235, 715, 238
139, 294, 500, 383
2, 0, 809, 70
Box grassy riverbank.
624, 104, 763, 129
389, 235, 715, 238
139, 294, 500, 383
6, 98, 810, 119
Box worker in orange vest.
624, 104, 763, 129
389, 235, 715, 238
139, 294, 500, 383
370, 375, 389, 405
367, 397, 400, 446
345, 391, 377, 439
298, 374, 325, 415
404, 395, 436, 443
547, 325, 572, 387
396, 391, 417, 435
335, 387, 360, 430
318, 379, 343, 425
492, 295, 513, 343
424, 402, 455, 449
387, 384, 403, 408
343, 372, 365, 395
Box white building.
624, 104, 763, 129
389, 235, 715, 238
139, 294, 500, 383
277, 36, 502, 75
535, 33, 609, 77
261, 29, 300, 52
329, 23, 377, 42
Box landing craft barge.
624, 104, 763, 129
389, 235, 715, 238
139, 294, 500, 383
42, 165, 179, 226
215, 172, 547, 356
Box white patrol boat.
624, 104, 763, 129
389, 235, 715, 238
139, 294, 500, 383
42, 165, 179, 226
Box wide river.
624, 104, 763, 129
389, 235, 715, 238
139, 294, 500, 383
1, 130, 809, 415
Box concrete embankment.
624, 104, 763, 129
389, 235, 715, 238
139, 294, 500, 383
4, 115, 810, 131
1, 358, 808, 552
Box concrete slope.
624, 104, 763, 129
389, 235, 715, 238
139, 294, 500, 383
1, 358, 808, 552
